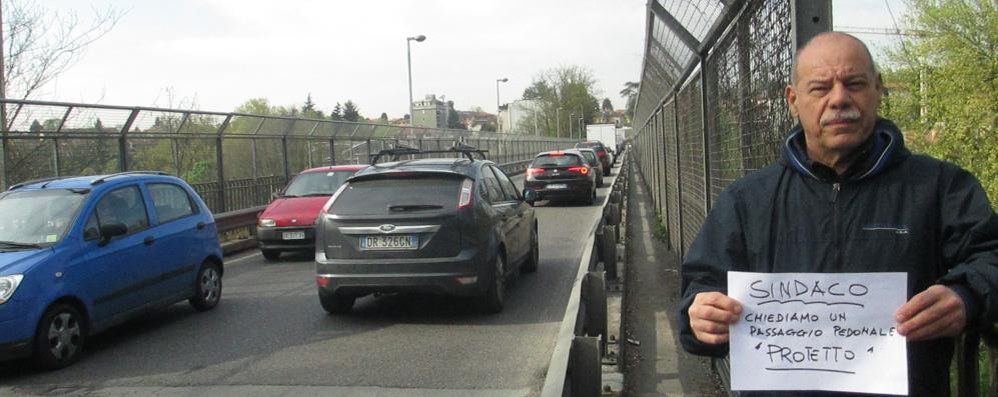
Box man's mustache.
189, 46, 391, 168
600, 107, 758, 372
820, 109, 861, 126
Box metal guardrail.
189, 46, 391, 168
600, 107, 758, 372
541, 153, 627, 397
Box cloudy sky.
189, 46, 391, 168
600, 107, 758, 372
37, 0, 908, 119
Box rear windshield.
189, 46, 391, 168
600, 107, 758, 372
532, 154, 583, 168
284, 170, 356, 197
580, 151, 597, 164
330, 174, 464, 215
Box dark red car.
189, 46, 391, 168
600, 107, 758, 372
257, 164, 367, 260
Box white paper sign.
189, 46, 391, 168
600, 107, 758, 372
728, 271, 908, 395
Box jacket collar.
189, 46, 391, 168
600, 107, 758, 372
780, 118, 910, 182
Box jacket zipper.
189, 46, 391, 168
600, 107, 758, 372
832, 182, 841, 269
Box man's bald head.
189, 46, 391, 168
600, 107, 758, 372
784, 31, 883, 174
790, 32, 878, 86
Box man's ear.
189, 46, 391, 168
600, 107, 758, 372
785, 84, 798, 117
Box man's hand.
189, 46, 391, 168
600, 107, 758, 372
688, 292, 743, 344
895, 285, 967, 342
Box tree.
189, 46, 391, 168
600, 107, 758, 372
302, 94, 325, 119
447, 101, 464, 129
881, 0, 997, 209
519, 65, 600, 137
2, 0, 122, 100
620, 81, 639, 123
342, 101, 360, 122
379, 112, 389, 123
601, 98, 614, 123
330, 103, 343, 121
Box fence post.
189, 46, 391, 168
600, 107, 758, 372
329, 138, 336, 165
791, 0, 832, 51
215, 115, 232, 213
118, 109, 140, 172
699, 57, 712, 213
672, 97, 685, 258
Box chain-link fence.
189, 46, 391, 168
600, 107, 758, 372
0, 99, 576, 213
631, 0, 828, 257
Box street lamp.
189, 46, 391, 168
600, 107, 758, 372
556, 107, 562, 138
569, 113, 575, 139
496, 78, 508, 132
406, 34, 426, 125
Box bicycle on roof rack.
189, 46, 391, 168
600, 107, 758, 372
369, 142, 489, 165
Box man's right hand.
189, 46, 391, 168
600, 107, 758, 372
688, 291, 743, 344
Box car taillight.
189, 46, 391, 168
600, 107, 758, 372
568, 166, 589, 175
526, 168, 544, 176
458, 178, 473, 208
598, 151, 606, 158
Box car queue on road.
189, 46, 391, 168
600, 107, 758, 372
0, 140, 616, 371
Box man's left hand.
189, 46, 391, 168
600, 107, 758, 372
895, 285, 967, 341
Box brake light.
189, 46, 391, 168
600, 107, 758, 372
597, 151, 606, 158
526, 168, 544, 176
458, 178, 473, 208
568, 166, 589, 175
549, 151, 564, 156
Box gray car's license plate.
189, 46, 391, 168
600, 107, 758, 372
360, 235, 417, 250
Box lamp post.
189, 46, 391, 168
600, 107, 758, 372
496, 78, 508, 132
556, 107, 562, 138
569, 113, 575, 139
406, 35, 426, 125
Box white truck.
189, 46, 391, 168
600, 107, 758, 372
585, 123, 619, 150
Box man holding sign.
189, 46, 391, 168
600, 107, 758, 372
678, 32, 998, 396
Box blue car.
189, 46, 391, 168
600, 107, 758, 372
0, 171, 224, 369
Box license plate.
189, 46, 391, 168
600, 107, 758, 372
548, 184, 568, 189
283, 231, 306, 240
360, 235, 417, 250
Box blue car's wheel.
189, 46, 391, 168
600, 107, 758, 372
189, 260, 222, 311
33, 303, 86, 370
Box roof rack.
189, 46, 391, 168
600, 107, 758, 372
369, 143, 488, 164
7, 176, 69, 191
90, 171, 170, 185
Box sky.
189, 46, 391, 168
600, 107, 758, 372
36, 0, 908, 120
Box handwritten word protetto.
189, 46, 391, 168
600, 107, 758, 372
749, 279, 869, 307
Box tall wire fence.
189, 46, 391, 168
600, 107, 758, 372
630, 0, 827, 257
0, 99, 576, 213
629, 1, 992, 394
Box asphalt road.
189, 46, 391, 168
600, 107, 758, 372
1, 172, 616, 397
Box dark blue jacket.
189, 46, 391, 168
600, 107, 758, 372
678, 118, 998, 396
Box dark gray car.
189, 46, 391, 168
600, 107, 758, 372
314, 147, 539, 314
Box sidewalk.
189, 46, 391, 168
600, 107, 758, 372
621, 161, 725, 396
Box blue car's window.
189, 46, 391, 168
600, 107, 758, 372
0, 189, 88, 246
149, 183, 197, 223
283, 171, 355, 197
94, 186, 149, 235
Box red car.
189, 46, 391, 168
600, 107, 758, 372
257, 164, 367, 260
